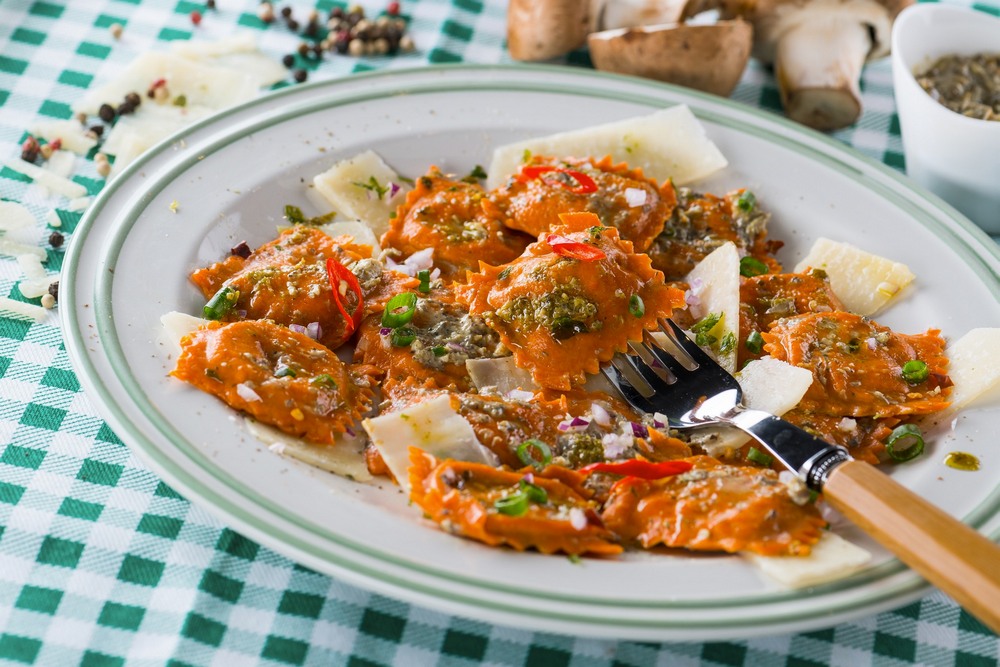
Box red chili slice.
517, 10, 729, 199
580, 459, 693, 480
517, 165, 599, 195
326, 257, 364, 335
546, 234, 607, 262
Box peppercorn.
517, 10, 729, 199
287, 18, 299, 31
280, 5, 292, 18
20, 136, 40, 163
348, 38, 365, 56
117, 102, 135, 115
48, 231, 65, 248
293, 69, 308, 83
282, 53, 295, 68
125, 92, 141, 108
206, 0, 216, 9
335, 36, 350, 54
330, 7, 344, 19
231, 241, 252, 259
99, 103, 116, 123
48, 281, 59, 301
258, 2, 275, 23
304, 19, 319, 37
297, 42, 310, 56
190, 10, 202, 26
89, 125, 104, 137
41, 293, 56, 309
387, 1, 400, 16
109, 23, 124, 39
311, 43, 324, 58
40, 144, 54, 160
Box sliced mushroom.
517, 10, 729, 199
588, 21, 753, 97
722, 0, 914, 130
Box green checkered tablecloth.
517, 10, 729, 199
1, 0, 999, 665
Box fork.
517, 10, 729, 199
603, 319, 1000, 633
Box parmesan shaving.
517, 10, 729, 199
920, 328, 1000, 428
30, 120, 97, 155
0, 239, 47, 260
312, 150, 409, 237
685, 242, 740, 373
793, 238, 915, 316
487, 105, 727, 189
3, 159, 87, 199
363, 395, 497, 494
0, 202, 35, 231
0, 297, 48, 322
747, 531, 872, 588
245, 420, 372, 481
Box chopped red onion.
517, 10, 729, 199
629, 422, 649, 439
558, 416, 590, 433
866, 337, 878, 350
306, 321, 322, 340
387, 247, 435, 276
624, 187, 647, 208
288, 323, 308, 336
602, 433, 631, 459
236, 309, 248, 319
447, 342, 465, 352
379, 327, 392, 336
387, 182, 401, 199
522, 472, 534, 484
569, 507, 587, 531
506, 389, 534, 402
590, 402, 611, 426
652, 412, 668, 429
236, 383, 262, 402
345, 426, 356, 437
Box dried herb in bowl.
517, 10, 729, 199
915, 52, 1000, 121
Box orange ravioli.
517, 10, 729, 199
408, 448, 622, 556
490, 155, 675, 252
354, 283, 505, 392
779, 411, 898, 465
599, 456, 827, 556
171, 320, 376, 445
763, 311, 951, 418
456, 212, 686, 390
380, 167, 531, 282
648, 188, 779, 282
738, 270, 845, 365
190, 227, 371, 350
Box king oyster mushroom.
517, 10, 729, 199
720, 0, 914, 130
588, 21, 753, 97
508, 0, 694, 61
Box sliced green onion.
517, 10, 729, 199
516, 439, 552, 470
745, 331, 764, 355
847, 338, 861, 353
691, 312, 721, 334
519, 479, 548, 504
746, 447, 774, 467
886, 424, 925, 462
739, 256, 769, 277
695, 332, 718, 347
493, 491, 529, 516
736, 190, 756, 213
310, 374, 338, 390
203, 285, 240, 320
390, 326, 416, 347
628, 294, 645, 318
382, 292, 418, 328
432, 345, 448, 357
275, 364, 296, 378
416, 269, 431, 293
901, 359, 929, 384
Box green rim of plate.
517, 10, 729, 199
62, 64, 1000, 633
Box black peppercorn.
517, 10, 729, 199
48, 231, 65, 248
89, 125, 105, 137
48, 281, 59, 301
282, 53, 295, 68
293, 69, 308, 83
124, 92, 141, 108
98, 103, 116, 123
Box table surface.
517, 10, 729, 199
1, 0, 998, 665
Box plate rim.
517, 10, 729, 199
61, 63, 1000, 639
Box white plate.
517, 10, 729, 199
62, 65, 1000, 641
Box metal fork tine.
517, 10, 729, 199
660, 318, 717, 368
623, 343, 675, 395
640, 330, 688, 378
602, 361, 656, 414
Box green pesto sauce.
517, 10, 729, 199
944, 451, 980, 471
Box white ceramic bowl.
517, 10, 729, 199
891, 3, 1000, 234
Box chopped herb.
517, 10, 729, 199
493, 491, 529, 516
419, 176, 433, 190
719, 332, 736, 354
521, 148, 532, 163
739, 256, 769, 277
284, 204, 305, 224
691, 313, 721, 334
810, 268, 828, 280
567, 554, 582, 564
902, 359, 929, 384
275, 365, 296, 378
519, 479, 548, 504
736, 190, 756, 213
398, 175, 415, 186
204, 368, 221, 381
461, 164, 488, 183
497, 266, 512, 281
353, 175, 390, 199
628, 294, 645, 318
588, 225, 605, 242
432, 345, 448, 357
745, 331, 764, 355
417, 269, 431, 293
173, 94, 187, 107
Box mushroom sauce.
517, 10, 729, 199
916, 52, 1000, 121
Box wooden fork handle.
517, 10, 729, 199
822, 459, 1000, 633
